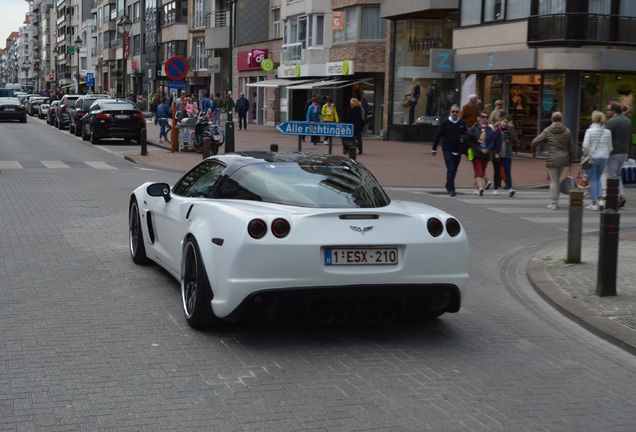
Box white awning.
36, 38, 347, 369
246, 78, 315, 88
286, 78, 372, 90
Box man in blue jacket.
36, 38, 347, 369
431, 104, 468, 196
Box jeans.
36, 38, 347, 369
443, 151, 462, 193
215, 108, 222, 125
158, 118, 170, 140
588, 158, 607, 202
492, 157, 513, 190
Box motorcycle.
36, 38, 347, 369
177, 110, 224, 154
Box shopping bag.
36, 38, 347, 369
560, 171, 577, 195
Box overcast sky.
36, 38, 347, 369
0, 0, 29, 47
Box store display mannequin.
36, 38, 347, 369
409, 80, 421, 125
426, 84, 439, 117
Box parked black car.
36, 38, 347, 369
56, 94, 81, 129
47, 100, 61, 126
81, 99, 146, 144
0, 97, 27, 123
69, 95, 109, 136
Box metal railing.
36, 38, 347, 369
281, 42, 303, 63
528, 13, 636, 47
205, 10, 228, 29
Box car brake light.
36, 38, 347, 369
133, 113, 144, 119
446, 218, 461, 237
427, 218, 444, 237
247, 219, 267, 239
271, 218, 290, 238
78, 110, 86, 116
96, 113, 111, 119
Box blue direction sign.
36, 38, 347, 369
276, 121, 353, 138
167, 81, 185, 90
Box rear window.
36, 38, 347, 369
0, 89, 16, 97
101, 102, 137, 110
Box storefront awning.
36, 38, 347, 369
286, 78, 372, 90
246, 78, 315, 88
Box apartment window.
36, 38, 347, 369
193, 37, 206, 70
589, 0, 610, 13
283, 15, 323, 48
334, 6, 385, 42
163, 0, 187, 26
460, 0, 530, 25
132, 1, 141, 23
194, 0, 208, 29
162, 40, 187, 61
538, 0, 565, 15
272, 7, 281, 39
133, 34, 141, 56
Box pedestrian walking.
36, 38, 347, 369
235, 92, 250, 130
156, 97, 173, 143
466, 112, 495, 196
531, 111, 576, 210
582, 110, 612, 210
213, 92, 224, 125
605, 101, 633, 208
492, 115, 519, 197
151, 92, 160, 125
301, 93, 320, 142
431, 105, 468, 197
460, 94, 480, 128
185, 97, 198, 116
321, 96, 339, 144
344, 97, 365, 154
306, 99, 322, 145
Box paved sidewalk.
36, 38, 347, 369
124, 119, 636, 355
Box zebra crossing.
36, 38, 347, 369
0, 160, 135, 170
386, 187, 636, 233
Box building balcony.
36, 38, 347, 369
281, 43, 303, 64
528, 13, 636, 47
204, 10, 229, 49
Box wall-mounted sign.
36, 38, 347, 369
261, 59, 275, 72
208, 57, 221, 74
238, 49, 269, 71
326, 60, 354, 76
332, 12, 343, 30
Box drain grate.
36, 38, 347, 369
612, 315, 636, 331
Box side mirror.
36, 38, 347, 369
147, 183, 172, 203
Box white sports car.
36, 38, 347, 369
129, 152, 469, 328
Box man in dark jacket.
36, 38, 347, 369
432, 105, 468, 196
606, 101, 634, 208
235, 92, 250, 130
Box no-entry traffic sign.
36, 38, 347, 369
164, 56, 189, 81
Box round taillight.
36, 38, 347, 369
271, 218, 290, 238
446, 218, 461, 237
247, 219, 267, 239
427, 218, 444, 237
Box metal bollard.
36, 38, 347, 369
270, 144, 278, 152
140, 127, 147, 156
566, 189, 583, 263
202, 136, 211, 159
605, 177, 619, 210
596, 209, 620, 297
225, 120, 235, 153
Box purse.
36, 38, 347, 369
560, 169, 578, 195
402, 95, 411, 108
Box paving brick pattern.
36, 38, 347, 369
1, 119, 636, 431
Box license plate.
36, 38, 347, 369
5, 108, 15, 112
324, 248, 398, 266
115, 114, 129, 119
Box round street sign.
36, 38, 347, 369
164, 56, 189, 81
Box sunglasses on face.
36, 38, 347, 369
481, 115, 488, 118
451, 110, 459, 113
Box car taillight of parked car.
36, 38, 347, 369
96, 113, 111, 119
133, 113, 144, 119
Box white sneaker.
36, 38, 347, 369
586, 204, 599, 211
493, 189, 499, 195
474, 190, 480, 195
547, 203, 558, 210
509, 189, 515, 197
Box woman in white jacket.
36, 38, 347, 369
582, 110, 613, 210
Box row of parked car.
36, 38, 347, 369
40, 94, 147, 144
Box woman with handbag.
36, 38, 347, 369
466, 112, 495, 196
582, 110, 613, 210
531, 112, 576, 210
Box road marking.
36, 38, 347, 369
41, 161, 71, 168
0, 161, 23, 169
84, 161, 118, 169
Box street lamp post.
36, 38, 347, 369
53, 47, 58, 93
117, 16, 132, 99
74, 36, 82, 94
225, 0, 237, 153
22, 60, 32, 91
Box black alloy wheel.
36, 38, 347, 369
128, 198, 149, 265
181, 237, 216, 329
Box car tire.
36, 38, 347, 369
20, 116, 26, 123
56, 119, 61, 129
74, 122, 81, 137
81, 126, 89, 141
90, 127, 100, 144
129, 198, 149, 265
181, 236, 217, 329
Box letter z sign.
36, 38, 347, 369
430, 49, 454, 73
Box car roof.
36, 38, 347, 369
0, 97, 20, 102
